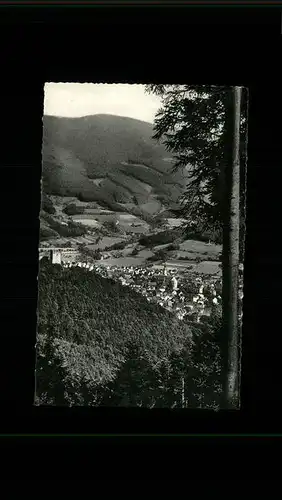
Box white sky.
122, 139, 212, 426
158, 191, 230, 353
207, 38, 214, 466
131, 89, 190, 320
44, 83, 162, 123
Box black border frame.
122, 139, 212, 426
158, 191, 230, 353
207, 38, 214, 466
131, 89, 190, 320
0, 4, 281, 445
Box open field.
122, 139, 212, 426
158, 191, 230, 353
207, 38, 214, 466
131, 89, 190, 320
73, 213, 118, 224
84, 209, 114, 215
72, 218, 102, 228
166, 218, 187, 228
119, 224, 150, 234
138, 249, 155, 259
152, 260, 221, 275
140, 199, 162, 215
179, 239, 221, 254
93, 257, 221, 275
193, 261, 221, 275
40, 195, 222, 277
71, 211, 150, 233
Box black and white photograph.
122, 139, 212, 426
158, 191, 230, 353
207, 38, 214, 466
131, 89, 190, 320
35, 83, 247, 409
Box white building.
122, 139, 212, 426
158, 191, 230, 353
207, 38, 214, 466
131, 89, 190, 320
171, 276, 178, 291
51, 249, 61, 265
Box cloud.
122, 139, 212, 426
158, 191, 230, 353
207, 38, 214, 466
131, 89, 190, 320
44, 83, 162, 123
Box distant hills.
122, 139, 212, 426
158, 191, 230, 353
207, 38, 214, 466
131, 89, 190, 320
42, 114, 190, 217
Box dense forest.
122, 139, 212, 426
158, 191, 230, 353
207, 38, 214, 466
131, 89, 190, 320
40, 211, 87, 240
35, 260, 222, 408
42, 114, 186, 213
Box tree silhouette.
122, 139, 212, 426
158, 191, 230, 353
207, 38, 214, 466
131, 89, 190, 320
146, 85, 247, 241
147, 85, 246, 408
100, 342, 157, 407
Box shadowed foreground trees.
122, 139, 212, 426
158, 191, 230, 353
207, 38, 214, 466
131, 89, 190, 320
147, 85, 246, 408
36, 261, 222, 408
146, 85, 247, 244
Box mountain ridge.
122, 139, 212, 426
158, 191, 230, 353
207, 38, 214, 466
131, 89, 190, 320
42, 113, 189, 216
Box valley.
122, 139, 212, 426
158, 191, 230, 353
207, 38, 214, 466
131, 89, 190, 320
35, 83, 246, 410
36, 82, 237, 410
40, 114, 222, 273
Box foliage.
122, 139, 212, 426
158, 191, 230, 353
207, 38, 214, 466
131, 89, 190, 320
103, 220, 122, 234
76, 189, 126, 213
119, 163, 176, 195
167, 242, 180, 251
148, 249, 168, 262
150, 216, 167, 230
79, 245, 102, 261
40, 226, 59, 240
105, 241, 127, 251
63, 203, 85, 216
184, 226, 222, 245
146, 85, 248, 236
36, 261, 199, 406
36, 258, 224, 408
100, 321, 222, 409
186, 313, 222, 409
139, 228, 182, 248
42, 114, 185, 216
42, 194, 56, 214
130, 206, 153, 224
40, 212, 87, 237
102, 177, 133, 204
100, 342, 159, 407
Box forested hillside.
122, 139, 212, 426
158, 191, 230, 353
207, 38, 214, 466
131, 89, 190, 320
42, 114, 189, 213
36, 260, 222, 408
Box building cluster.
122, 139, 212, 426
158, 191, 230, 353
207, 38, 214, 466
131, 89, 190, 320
40, 246, 243, 324
62, 260, 223, 322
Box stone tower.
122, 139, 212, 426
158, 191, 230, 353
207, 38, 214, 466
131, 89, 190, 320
50, 249, 62, 265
